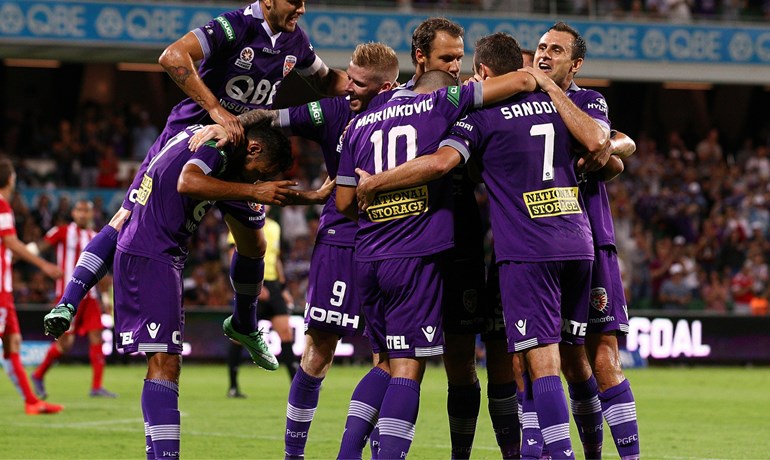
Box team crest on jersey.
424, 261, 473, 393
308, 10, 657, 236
590, 287, 609, 313
235, 47, 254, 70
248, 202, 263, 213
283, 55, 297, 76
462, 289, 477, 314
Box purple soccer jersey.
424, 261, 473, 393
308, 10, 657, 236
567, 83, 614, 248
443, 91, 594, 263
123, 2, 321, 210
278, 96, 357, 247
567, 83, 629, 334
337, 84, 484, 261
117, 126, 237, 268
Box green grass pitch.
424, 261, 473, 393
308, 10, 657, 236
1, 362, 769, 459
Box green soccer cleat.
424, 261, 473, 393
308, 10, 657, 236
222, 316, 278, 371
43, 303, 75, 339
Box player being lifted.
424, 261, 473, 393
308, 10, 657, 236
43, 0, 347, 353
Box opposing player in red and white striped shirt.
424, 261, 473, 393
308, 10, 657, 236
31, 199, 117, 399
0, 156, 65, 415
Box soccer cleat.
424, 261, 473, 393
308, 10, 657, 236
89, 388, 118, 398
227, 388, 247, 399
222, 316, 278, 371
25, 400, 64, 415
43, 303, 75, 338
31, 375, 48, 400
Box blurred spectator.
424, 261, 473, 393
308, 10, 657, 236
649, 237, 675, 307
700, 270, 731, 313
30, 194, 54, 231
96, 146, 120, 188
131, 110, 159, 161
730, 261, 755, 314
659, 263, 693, 310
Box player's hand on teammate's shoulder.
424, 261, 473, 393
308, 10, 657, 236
519, 67, 552, 92
189, 124, 229, 151
251, 180, 298, 206
355, 168, 376, 211
464, 74, 482, 85
209, 106, 245, 146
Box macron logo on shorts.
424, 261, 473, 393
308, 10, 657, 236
515, 319, 527, 336
421, 326, 436, 342
147, 322, 161, 339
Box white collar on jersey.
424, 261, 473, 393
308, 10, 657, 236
246, 1, 283, 46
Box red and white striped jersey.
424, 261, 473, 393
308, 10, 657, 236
0, 197, 15, 294
45, 223, 97, 299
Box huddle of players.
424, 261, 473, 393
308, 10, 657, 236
38, 1, 640, 458
190, 17, 640, 460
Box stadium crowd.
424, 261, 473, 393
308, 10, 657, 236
312, 0, 770, 21
3, 96, 769, 316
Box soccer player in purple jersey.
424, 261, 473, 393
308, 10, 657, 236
524, 22, 640, 459
43, 0, 347, 339
336, 67, 537, 459
189, 42, 400, 460
111, 123, 327, 459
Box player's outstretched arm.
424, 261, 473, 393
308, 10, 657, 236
2, 234, 62, 279
479, 69, 538, 106
355, 146, 463, 211
284, 177, 336, 205
159, 32, 245, 146
178, 163, 297, 205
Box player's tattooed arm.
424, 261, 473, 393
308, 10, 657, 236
160, 31, 245, 146
188, 110, 278, 151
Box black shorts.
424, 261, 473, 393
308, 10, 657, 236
442, 257, 488, 335
257, 280, 289, 319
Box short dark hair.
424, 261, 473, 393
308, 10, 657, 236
474, 32, 523, 76
411, 17, 464, 67
413, 69, 458, 92
247, 123, 293, 173
548, 21, 586, 60
0, 156, 14, 188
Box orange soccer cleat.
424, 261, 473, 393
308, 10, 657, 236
25, 400, 64, 415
